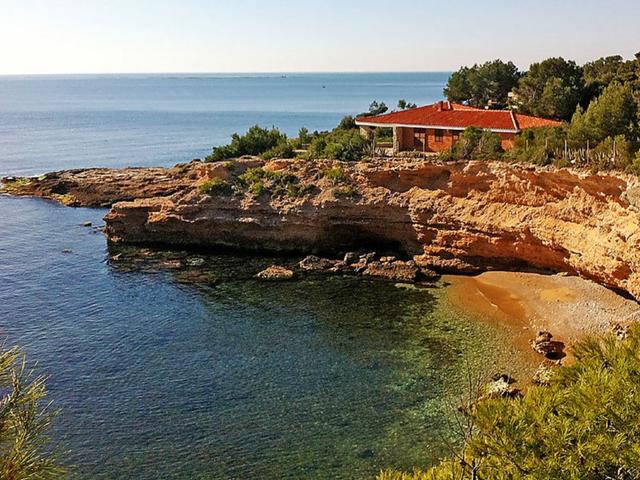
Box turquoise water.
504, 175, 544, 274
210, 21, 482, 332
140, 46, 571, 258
0, 73, 531, 478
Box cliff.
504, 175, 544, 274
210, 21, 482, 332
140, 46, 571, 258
100, 158, 640, 300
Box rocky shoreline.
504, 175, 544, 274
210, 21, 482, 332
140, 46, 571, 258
3, 156, 640, 300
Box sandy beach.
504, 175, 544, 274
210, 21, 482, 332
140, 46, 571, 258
446, 271, 640, 357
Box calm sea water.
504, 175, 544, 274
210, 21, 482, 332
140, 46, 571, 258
0, 73, 449, 176
0, 74, 531, 479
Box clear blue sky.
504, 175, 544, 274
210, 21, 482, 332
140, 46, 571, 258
2, 0, 639, 74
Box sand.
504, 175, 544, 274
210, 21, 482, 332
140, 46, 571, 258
446, 271, 640, 355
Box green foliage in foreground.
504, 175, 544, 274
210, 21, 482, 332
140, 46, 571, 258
379, 327, 640, 480
0, 345, 65, 479
439, 127, 503, 161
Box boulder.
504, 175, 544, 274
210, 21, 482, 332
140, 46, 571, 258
298, 255, 338, 272
343, 252, 359, 265
363, 260, 419, 283
529, 331, 566, 359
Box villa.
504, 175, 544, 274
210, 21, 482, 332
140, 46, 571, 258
355, 101, 562, 154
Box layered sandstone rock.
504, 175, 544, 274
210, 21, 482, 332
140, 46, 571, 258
102, 158, 640, 300
1, 162, 199, 207
7, 156, 639, 299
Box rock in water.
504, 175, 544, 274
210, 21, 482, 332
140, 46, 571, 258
362, 260, 419, 283
256, 265, 295, 280
298, 256, 337, 272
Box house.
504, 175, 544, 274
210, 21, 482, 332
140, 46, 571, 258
355, 101, 562, 154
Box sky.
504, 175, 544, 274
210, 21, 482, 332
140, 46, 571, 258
2, 0, 639, 74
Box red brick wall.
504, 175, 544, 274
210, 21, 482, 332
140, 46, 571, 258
396, 127, 517, 153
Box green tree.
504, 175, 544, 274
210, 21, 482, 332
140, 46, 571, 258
0, 345, 66, 479
358, 101, 389, 118
583, 53, 640, 101
397, 99, 417, 110
513, 57, 585, 120
379, 326, 640, 480
444, 60, 521, 108
569, 82, 638, 143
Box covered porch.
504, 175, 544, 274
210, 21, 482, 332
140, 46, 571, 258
359, 125, 459, 154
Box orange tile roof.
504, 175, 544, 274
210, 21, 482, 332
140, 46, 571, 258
355, 101, 562, 132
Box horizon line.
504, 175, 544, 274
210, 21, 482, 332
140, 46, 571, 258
0, 70, 454, 77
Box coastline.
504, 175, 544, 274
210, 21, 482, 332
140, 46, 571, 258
445, 271, 640, 358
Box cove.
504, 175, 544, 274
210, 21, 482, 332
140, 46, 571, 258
0, 196, 534, 479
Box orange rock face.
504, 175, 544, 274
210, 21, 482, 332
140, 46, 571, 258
103, 158, 640, 300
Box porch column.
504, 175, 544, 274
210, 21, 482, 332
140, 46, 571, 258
392, 127, 401, 154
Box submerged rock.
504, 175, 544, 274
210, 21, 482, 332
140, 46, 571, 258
256, 265, 295, 280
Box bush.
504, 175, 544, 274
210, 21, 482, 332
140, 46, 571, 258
206, 125, 289, 161
439, 126, 504, 161
307, 128, 369, 161
236, 167, 304, 198
380, 326, 640, 479
199, 177, 233, 196
260, 140, 295, 160
509, 126, 568, 166
590, 135, 635, 171
322, 166, 348, 185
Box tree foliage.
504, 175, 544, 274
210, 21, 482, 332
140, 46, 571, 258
439, 127, 504, 161
0, 345, 66, 480
512, 57, 585, 120
379, 326, 640, 480
569, 82, 638, 143
444, 60, 521, 108
206, 125, 294, 161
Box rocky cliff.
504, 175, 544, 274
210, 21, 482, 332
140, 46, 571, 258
101, 158, 640, 300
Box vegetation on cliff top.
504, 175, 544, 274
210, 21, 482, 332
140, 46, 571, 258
379, 326, 640, 479
0, 345, 65, 479
442, 52, 640, 173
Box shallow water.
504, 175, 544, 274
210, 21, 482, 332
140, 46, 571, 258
0, 195, 534, 479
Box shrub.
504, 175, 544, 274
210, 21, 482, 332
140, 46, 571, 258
322, 166, 347, 185
590, 135, 635, 171
508, 126, 568, 166
206, 125, 288, 161
308, 129, 369, 161
380, 326, 640, 479
237, 167, 304, 198
337, 115, 357, 130
439, 126, 504, 161
199, 177, 233, 195
260, 140, 295, 160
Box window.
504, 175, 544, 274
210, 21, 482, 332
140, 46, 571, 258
452, 131, 460, 141
434, 129, 444, 142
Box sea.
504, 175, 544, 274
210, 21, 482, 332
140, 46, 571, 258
0, 73, 531, 479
